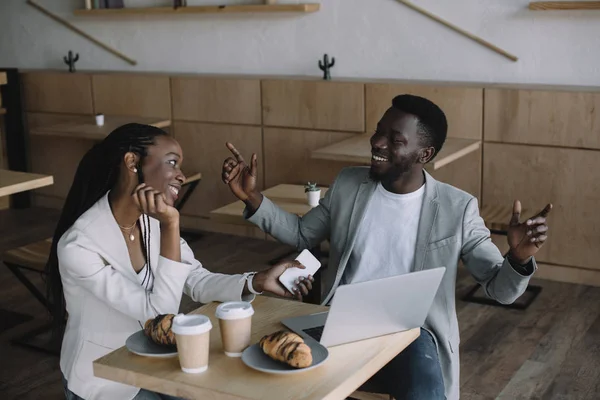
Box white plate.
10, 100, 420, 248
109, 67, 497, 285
241, 339, 329, 375
125, 330, 178, 358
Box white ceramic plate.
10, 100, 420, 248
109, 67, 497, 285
125, 330, 178, 358
241, 340, 329, 375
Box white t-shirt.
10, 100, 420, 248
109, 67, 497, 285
342, 182, 425, 285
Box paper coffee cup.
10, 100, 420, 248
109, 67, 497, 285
215, 301, 254, 357
95, 114, 104, 126
171, 314, 212, 373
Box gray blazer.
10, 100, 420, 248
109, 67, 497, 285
246, 167, 535, 400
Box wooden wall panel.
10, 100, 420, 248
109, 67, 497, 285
32, 194, 65, 210
171, 77, 261, 125
92, 74, 171, 118
29, 135, 92, 198
25, 112, 85, 129
483, 143, 600, 270
365, 84, 483, 140
21, 72, 93, 114
26, 113, 93, 200
263, 128, 359, 188
173, 122, 263, 218
262, 80, 364, 132
484, 88, 600, 149
429, 148, 481, 199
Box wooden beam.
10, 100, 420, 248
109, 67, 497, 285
74, 3, 320, 16
26, 0, 137, 65
395, 0, 518, 62
529, 1, 600, 10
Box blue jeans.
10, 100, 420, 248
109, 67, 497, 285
359, 328, 446, 400
62, 373, 184, 400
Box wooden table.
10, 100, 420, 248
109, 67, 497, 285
210, 184, 328, 226
0, 169, 54, 197
211, 184, 517, 232
29, 115, 171, 141
93, 296, 419, 400
311, 135, 481, 171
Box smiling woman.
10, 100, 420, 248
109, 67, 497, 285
46, 123, 314, 400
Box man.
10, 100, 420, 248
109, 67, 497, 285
221, 94, 552, 400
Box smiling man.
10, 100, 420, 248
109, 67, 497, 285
221, 94, 552, 400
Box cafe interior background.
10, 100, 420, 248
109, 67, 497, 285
0, 0, 599, 399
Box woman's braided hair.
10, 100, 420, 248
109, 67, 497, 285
46, 123, 169, 336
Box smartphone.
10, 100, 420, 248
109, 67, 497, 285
278, 249, 322, 294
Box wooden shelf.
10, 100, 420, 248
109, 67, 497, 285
74, 4, 320, 16
29, 115, 171, 141
529, 2, 600, 10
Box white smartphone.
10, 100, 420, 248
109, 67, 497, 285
278, 249, 322, 294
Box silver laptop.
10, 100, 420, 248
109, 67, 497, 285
281, 267, 446, 347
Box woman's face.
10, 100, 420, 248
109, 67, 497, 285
140, 135, 186, 206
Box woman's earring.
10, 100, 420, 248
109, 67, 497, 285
133, 168, 138, 173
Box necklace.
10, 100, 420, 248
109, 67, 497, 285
118, 220, 137, 242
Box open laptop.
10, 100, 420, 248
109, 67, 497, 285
281, 267, 446, 347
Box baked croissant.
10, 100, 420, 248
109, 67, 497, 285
144, 314, 176, 346
259, 330, 313, 368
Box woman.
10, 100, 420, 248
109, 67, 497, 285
47, 123, 313, 400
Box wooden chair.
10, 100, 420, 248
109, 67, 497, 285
2, 238, 61, 354
3, 238, 52, 312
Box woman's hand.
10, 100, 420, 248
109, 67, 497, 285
132, 184, 179, 227
252, 260, 315, 302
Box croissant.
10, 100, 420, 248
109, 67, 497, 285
144, 314, 176, 346
259, 330, 313, 368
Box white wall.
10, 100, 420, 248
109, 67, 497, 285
1, 0, 599, 86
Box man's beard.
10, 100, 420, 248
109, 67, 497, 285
369, 153, 419, 183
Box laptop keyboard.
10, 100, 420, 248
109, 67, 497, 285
303, 325, 324, 341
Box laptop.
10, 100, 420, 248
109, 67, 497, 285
281, 267, 446, 347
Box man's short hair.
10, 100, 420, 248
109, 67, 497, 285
391, 94, 448, 159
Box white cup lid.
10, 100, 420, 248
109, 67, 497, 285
171, 314, 212, 335
215, 301, 254, 320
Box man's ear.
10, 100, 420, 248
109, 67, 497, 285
418, 147, 436, 164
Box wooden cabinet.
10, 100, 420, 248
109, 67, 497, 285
366, 83, 483, 140
485, 88, 600, 149
171, 77, 261, 125
263, 128, 358, 188
92, 74, 171, 118
261, 80, 364, 132
483, 142, 600, 270
21, 72, 93, 114
173, 122, 263, 218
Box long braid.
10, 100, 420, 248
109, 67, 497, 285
46, 123, 169, 337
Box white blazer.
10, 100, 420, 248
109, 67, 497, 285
58, 192, 254, 400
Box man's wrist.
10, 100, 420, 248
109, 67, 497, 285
243, 192, 264, 214
507, 250, 531, 266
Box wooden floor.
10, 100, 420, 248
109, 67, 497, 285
0, 208, 598, 400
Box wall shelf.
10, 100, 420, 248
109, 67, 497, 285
74, 3, 320, 16
529, 1, 600, 10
